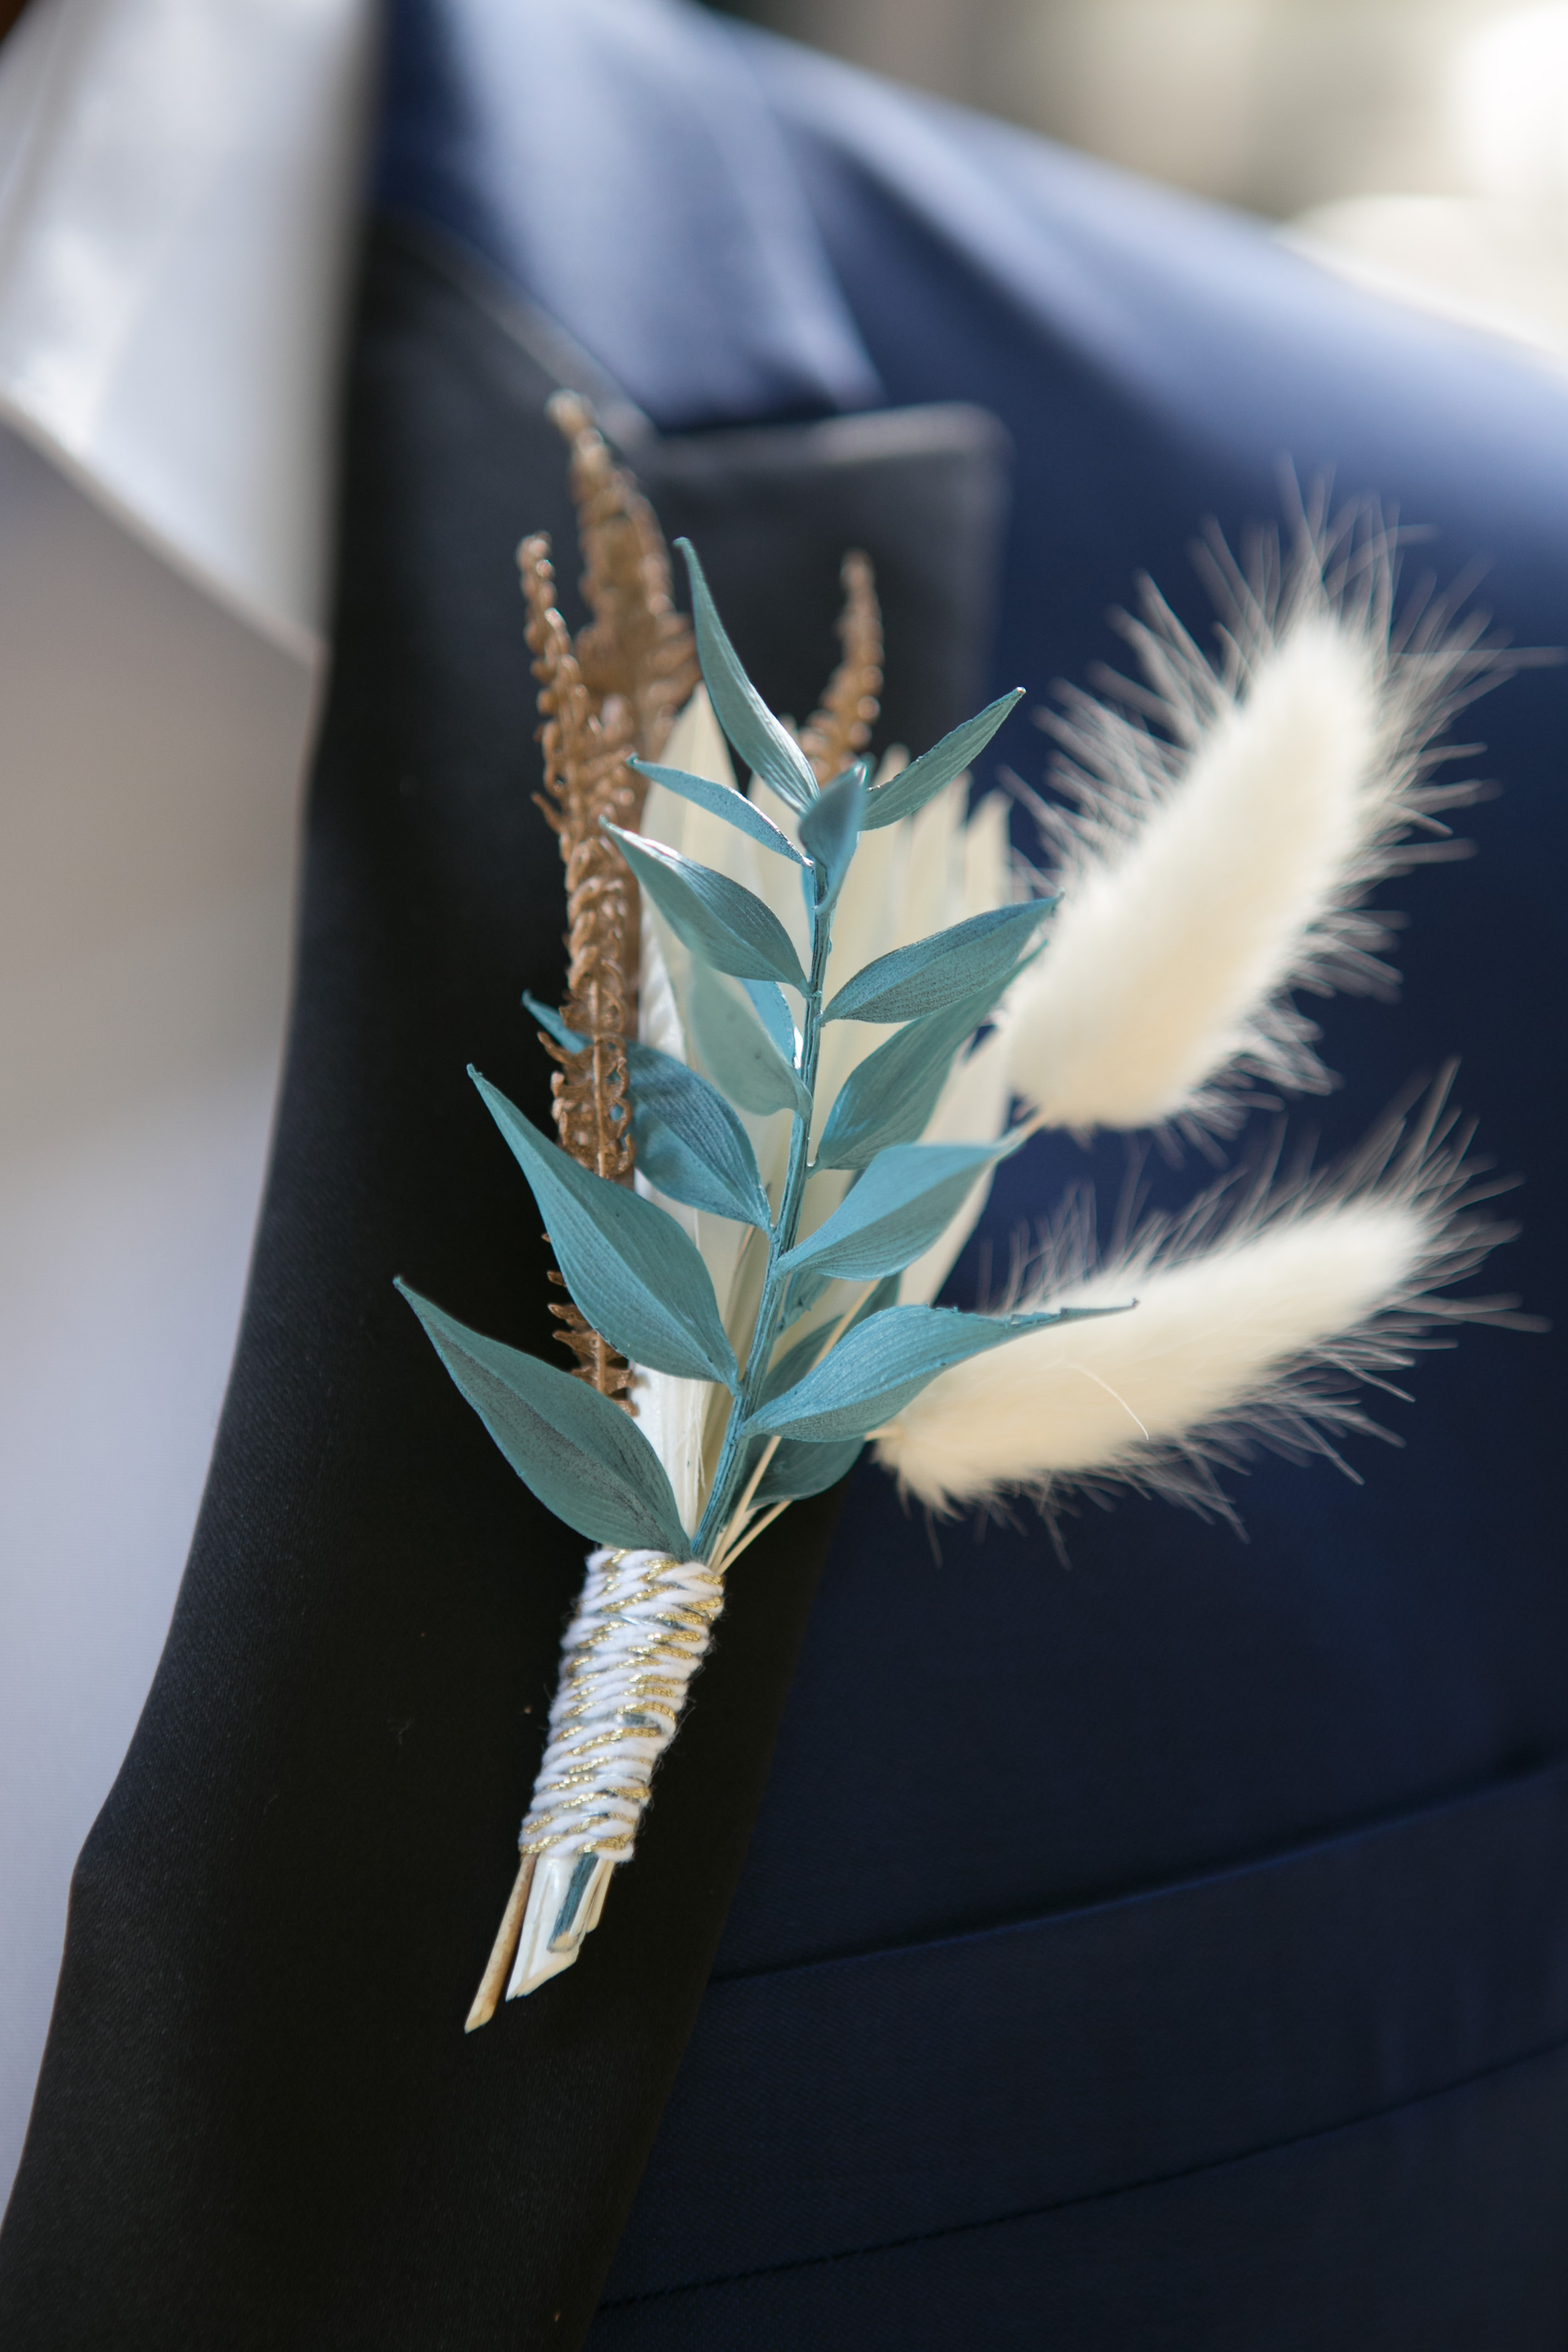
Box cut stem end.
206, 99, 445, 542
465, 1851, 538, 2032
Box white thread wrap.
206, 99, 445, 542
517, 1548, 723, 1865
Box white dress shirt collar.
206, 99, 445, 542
0, 0, 374, 661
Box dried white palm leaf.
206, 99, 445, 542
876, 1078, 1533, 1523
1002, 503, 1509, 1143
896, 1025, 1013, 1307
636, 688, 1019, 1470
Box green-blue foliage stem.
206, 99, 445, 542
693, 874, 836, 1558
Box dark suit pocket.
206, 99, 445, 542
605, 1757, 1568, 2300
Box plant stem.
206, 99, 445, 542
693, 892, 834, 1558
711, 1437, 782, 1574
716, 1497, 791, 1570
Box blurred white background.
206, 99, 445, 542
722, 0, 1568, 215
723, 0, 1568, 364
0, 0, 369, 2211
6, 0, 1568, 2217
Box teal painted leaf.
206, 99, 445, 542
522, 993, 588, 1053
630, 759, 807, 866
397, 1284, 688, 1551
779, 1262, 837, 1328
747, 1300, 1122, 1443
757, 1273, 900, 1403
754, 1434, 865, 1503
825, 900, 1050, 1024
678, 540, 819, 813
625, 1042, 772, 1229
606, 824, 808, 991
798, 761, 869, 904
756, 1323, 833, 1409
689, 965, 809, 1120
814, 954, 1041, 1171
472, 1070, 739, 1388
862, 691, 1025, 831
740, 978, 797, 1065
813, 1007, 971, 1172
781, 1136, 1020, 1282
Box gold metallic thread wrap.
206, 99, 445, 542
518, 1548, 725, 1863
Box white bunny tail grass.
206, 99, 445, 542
875, 1073, 1537, 1528
1003, 494, 1524, 1145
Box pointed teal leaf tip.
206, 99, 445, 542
744, 1300, 1104, 1445
739, 978, 799, 1066
825, 900, 1051, 1025
604, 822, 809, 992
397, 1282, 688, 1552
756, 1272, 899, 1405
522, 993, 589, 1053
626, 1042, 772, 1230
779, 1137, 1010, 1284
676, 539, 817, 814
689, 964, 809, 1120
469, 1070, 740, 1390
814, 944, 1048, 1172
628, 759, 809, 867
860, 690, 1027, 831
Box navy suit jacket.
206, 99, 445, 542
2, 3, 1565, 2344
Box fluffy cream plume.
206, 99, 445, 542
1002, 503, 1507, 1142
875, 1080, 1530, 1524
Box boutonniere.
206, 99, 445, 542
401, 404, 1528, 2026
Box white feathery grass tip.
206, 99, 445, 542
1002, 499, 1514, 1143
875, 1076, 1530, 1526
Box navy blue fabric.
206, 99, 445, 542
396, 4, 1568, 2333
606, 1759, 1568, 2298
377, 0, 882, 427
590, 2052, 1568, 2349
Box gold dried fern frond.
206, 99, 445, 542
799, 550, 883, 784
519, 404, 704, 1410
519, 422, 881, 1410
548, 391, 700, 763
520, 532, 641, 1404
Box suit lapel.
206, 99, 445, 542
0, 220, 1008, 2348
